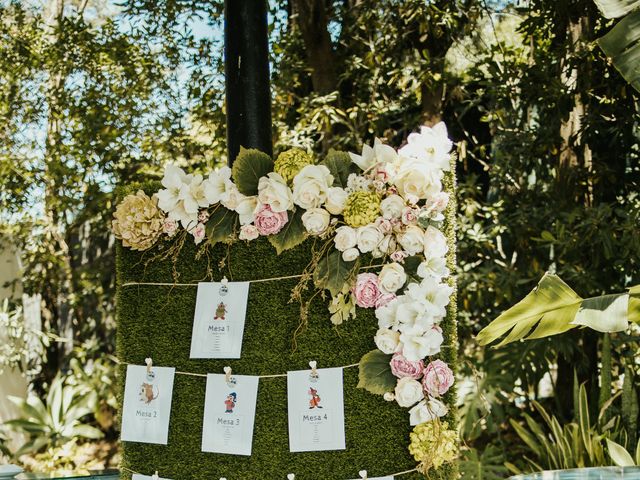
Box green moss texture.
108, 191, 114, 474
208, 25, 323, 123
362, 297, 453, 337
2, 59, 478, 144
116, 169, 458, 480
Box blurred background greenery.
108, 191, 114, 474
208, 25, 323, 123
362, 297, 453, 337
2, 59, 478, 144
0, 0, 638, 476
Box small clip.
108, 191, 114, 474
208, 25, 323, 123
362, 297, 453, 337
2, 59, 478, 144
309, 360, 319, 382
219, 277, 229, 296
145, 357, 155, 380
152, 471, 159, 480
287, 475, 295, 480
359, 470, 368, 479
224, 366, 236, 386
220, 478, 227, 480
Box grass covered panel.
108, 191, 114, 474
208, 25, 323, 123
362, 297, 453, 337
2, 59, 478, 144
116, 169, 458, 479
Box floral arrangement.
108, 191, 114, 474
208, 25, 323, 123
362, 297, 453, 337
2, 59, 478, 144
113, 123, 457, 473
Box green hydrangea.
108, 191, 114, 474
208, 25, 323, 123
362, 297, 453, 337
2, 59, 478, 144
409, 421, 457, 473
274, 148, 314, 183
342, 190, 381, 227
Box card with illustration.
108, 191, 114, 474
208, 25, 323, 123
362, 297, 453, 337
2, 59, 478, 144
190, 282, 250, 359
121, 365, 175, 445
201, 373, 260, 456
132, 474, 173, 480
287, 367, 346, 452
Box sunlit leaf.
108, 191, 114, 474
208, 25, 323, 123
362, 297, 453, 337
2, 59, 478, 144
598, 10, 640, 92
606, 439, 636, 466
357, 349, 396, 395
572, 293, 629, 332
593, 0, 640, 18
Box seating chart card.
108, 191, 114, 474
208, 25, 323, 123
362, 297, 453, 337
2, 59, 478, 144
287, 367, 346, 452
121, 365, 175, 445
201, 373, 260, 456
190, 281, 250, 359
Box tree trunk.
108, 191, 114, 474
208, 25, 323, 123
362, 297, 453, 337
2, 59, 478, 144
291, 0, 338, 95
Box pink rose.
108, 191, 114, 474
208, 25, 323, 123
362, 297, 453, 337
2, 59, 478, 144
163, 218, 178, 237
375, 217, 393, 235
192, 222, 206, 245
425, 192, 449, 214
239, 224, 260, 241
401, 206, 419, 225
352, 273, 380, 308
254, 204, 288, 236
422, 359, 454, 397
390, 353, 424, 380
375, 292, 396, 308
390, 251, 408, 263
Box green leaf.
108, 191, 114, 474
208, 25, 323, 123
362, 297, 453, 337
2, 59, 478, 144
598, 10, 640, 92
71, 424, 104, 439
476, 273, 582, 347
313, 250, 358, 296
205, 207, 238, 247
571, 293, 630, 332
320, 149, 354, 188
267, 208, 306, 255
606, 439, 636, 466
593, 0, 640, 18
357, 349, 396, 395
231, 147, 274, 195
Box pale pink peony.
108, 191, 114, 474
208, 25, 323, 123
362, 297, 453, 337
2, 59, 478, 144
163, 218, 178, 237
254, 204, 288, 236
375, 291, 396, 308
422, 359, 454, 397
239, 224, 260, 241
401, 206, 419, 225
352, 272, 380, 308
390, 353, 424, 380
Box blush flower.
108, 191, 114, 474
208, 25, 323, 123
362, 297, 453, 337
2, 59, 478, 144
390, 353, 424, 380
352, 272, 380, 308
254, 204, 288, 236
422, 359, 454, 397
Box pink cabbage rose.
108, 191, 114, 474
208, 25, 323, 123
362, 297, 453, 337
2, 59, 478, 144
422, 359, 454, 397
352, 273, 380, 308
390, 353, 424, 380
254, 204, 288, 236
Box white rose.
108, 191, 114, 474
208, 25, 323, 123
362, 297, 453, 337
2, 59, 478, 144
378, 263, 407, 294
397, 225, 425, 255
257, 172, 294, 213
334, 225, 357, 252
239, 224, 260, 241
394, 159, 442, 200
342, 247, 360, 262
235, 195, 258, 225
374, 328, 400, 354
302, 208, 330, 235
399, 325, 443, 361
357, 225, 384, 253
394, 377, 425, 408
424, 225, 448, 259
324, 187, 348, 215
380, 194, 405, 220
292, 165, 334, 209
409, 398, 449, 426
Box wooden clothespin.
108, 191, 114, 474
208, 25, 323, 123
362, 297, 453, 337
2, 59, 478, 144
287, 474, 295, 480
359, 470, 368, 479
145, 357, 153, 375
151, 471, 159, 480
309, 360, 319, 382
224, 366, 236, 386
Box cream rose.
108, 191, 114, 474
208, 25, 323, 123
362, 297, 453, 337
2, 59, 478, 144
257, 172, 294, 213
394, 377, 425, 408
334, 225, 357, 252
394, 159, 442, 200
324, 187, 348, 215
397, 225, 425, 255
374, 328, 400, 354
342, 247, 360, 262
380, 194, 405, 220
292, 165, 334, 209
302, 208, 330, 235
357, 224, 383, 253
378, 262, 407, 294
424, 225, 448, 258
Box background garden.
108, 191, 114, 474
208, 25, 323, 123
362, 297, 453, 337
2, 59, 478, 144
0, 0, 639, 477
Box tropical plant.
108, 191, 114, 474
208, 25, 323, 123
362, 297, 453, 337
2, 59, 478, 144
4, 374, 103, 456
459, 445, 510, 480
0, 299, 49, 376
477, 273, 640, 347
606, 438, 640, 466
507, 382, 629, 473
592, 0, 640, 92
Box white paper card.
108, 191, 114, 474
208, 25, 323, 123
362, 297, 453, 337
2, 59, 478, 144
121, 365, 175, 445
287, 367, 346, 452
190, 282, 250, 359
202, 373, 259, 456
348, 476, 394, 480
132, 475, 173, 480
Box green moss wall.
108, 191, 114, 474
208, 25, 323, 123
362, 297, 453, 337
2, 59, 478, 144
116, 170, 457, 480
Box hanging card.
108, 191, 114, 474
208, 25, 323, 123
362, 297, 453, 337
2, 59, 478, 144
287, 367, 346, 452
121, 365, 175, 445
348, 476, 394, 480
201, 373, 260, 456
190, 282, 250, 359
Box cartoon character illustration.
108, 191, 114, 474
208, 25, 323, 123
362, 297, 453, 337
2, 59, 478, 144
214, 302, 227, 320
308, 387, 323, 409
225, 392, 237, 413
140, 382, 159, 404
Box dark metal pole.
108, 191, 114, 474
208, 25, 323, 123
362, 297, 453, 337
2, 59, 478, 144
224, 0, 273, 165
